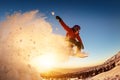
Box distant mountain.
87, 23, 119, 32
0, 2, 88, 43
91, 51, 120, 79
105, 51, 120, 64
91, 65, 120, 79
41, 51, 120, 79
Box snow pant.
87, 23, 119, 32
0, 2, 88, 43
67, 38, 82, 52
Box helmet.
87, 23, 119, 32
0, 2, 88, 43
73, 25, 81, 31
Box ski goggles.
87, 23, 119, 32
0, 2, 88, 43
74, 27, 80, 32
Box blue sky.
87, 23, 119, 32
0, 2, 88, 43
0, 0, 120, 67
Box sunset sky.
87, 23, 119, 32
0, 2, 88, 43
0, 0, 120, 68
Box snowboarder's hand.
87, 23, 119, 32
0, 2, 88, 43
56, 16, 62, 21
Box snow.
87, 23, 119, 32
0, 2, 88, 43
0, 9, 120, 80
0, 10, 73, 80
41, 52, 120, 80
91, 65, 120, 80
90, 52, 120, 80
51, 11, 55, 16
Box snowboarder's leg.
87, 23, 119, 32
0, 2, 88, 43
65, 38, 74, 55
68, 41, 74, 55
68, 39, 81, 53
76, 42, 82, 52
72, 41, 82, 53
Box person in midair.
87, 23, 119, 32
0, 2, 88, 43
56, 16, 84, 54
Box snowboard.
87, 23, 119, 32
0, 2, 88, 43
71, 51, 88, 58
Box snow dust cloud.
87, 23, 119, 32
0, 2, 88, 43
0, 10, 70, 80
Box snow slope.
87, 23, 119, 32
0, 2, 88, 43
91, 65, 120, 80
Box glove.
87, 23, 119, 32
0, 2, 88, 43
56, 16, 62, 21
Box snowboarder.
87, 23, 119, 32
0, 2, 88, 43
56, 16, 84, 54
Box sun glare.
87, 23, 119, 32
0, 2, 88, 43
30, 54, 57, 72
39, 54, 55, 68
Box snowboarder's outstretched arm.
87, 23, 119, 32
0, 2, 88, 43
56, 16, 70, 32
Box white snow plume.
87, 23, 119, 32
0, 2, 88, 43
51, 11, 55, 16
0, 10, 70, 80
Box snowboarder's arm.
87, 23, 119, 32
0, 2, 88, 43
76, 35, 84, 49
56, 16, 70, 32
